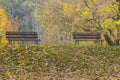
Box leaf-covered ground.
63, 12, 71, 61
0, 44, 120, 80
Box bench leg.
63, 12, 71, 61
100, 40, 103, 45
9, 40, 12, 44
35, 40, 38, 45
75, 40, 79, 44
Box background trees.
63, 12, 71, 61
35, 0, 120, 44
0, 0, 120, 44
0, 0, 43, 41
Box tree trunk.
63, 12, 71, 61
104, 33, 115, 46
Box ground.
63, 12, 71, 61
0, 44, 120, 80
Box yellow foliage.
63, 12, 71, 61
80, 7, 92, 18
0, 8, 8, 31
97, 5, 117, 17
114, 20, 120, 25
62, 3, 74, 18
1, 36, 8, 44
5, 71, 12, 78
102, 18, 118, 39
0, 8, 9, 44
101, 18, 115, 29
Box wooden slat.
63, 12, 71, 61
6, 32, 37, 35
75, 39, 102, 41
73, 36, 101, 39
73, 36, 101, 37
73, 34, 101, 36
7, 38, 38, 41
6, 35, 38, 38
73, 32, 101, 36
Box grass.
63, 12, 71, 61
0, 44, 120, 80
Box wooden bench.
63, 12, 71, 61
72, 32, 103, 44
6, 32, 40, 44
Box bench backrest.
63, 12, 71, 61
72, 32, 101, 40
6, 32, 38, 41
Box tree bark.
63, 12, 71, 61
104, 33, 115, 46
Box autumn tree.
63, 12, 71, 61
35, 0, 62, 43
0, 0, 40, 31
114, 0, 120, 45
38, 0, 118, 44
0, 8, 8, 44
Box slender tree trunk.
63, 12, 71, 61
104, 33, 115, 46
